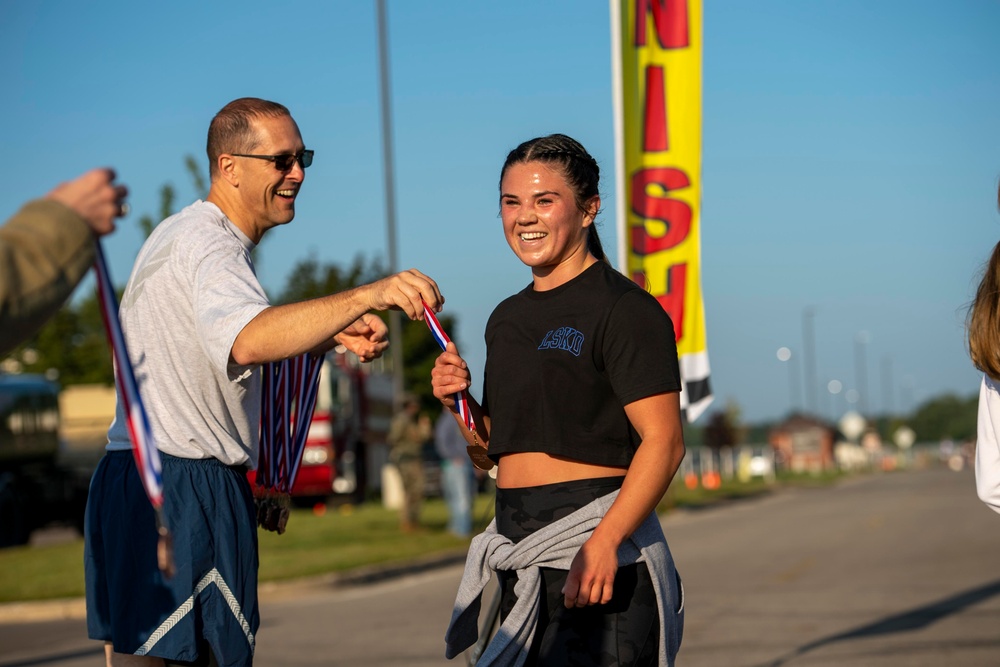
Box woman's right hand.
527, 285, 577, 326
431, 341, 470, 408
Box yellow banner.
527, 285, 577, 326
611, 0, 712, 421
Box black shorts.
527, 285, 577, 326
495, 477, 661, 666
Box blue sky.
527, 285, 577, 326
2, 1, 998, 425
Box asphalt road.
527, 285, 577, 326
2, 465, 998, 666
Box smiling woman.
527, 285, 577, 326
499, 160, 598, 290
434, 134, 686, 666
499, 134, 607, 291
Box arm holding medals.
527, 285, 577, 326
442, 135, 685, 666
0, 167, 127, 355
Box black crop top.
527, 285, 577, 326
481, 261, 681, 467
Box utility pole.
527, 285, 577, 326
802, 307, 818, 414
376, 0, 404, 409
881, 355, 894, 416
854, 331, 870, 417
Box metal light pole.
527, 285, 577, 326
881, 355, 894, 416
802, 307, 818, 414
776, 346, 800, 415
854, 331, 870, 417
376, 0, 404, 409
827, 379, 843, 421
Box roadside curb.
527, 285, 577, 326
0, 549, 472, 625
0, 597, 85, 623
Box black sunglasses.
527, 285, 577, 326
231, 149, 314, 171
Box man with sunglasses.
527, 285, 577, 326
85, 98, 444, 667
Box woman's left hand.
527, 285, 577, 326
562, 535, 620, 607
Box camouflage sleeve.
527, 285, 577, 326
0, 198, 94, 355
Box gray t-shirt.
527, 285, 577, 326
106, 200, 269, 467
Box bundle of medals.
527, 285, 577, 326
255, 353, 324, 534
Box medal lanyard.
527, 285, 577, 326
422, 301, 495, 472
421, 301, 475, 434
94, 242, 175, 577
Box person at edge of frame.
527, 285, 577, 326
968, 181, 1000, 515
0, 167, 127, 355
83, 97, 443, 667
433, 134, 685, 666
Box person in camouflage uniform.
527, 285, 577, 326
387, 394, 432, 531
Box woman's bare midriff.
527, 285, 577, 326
495, 451, 628, 489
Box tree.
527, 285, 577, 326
184, 155, 209, 200
907, 393, 978, 442
703, 410, 736, 450
277, 253, 385, 303
136, 183, 174, 239
137, 153, 206, 239
13, 294, 111, 384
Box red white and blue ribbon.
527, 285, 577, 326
94, 242, 174, 576
94, 243, 164, 508
422, 300, 475, 434
258, 353, 324, 494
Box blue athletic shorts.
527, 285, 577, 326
85, 450, 259, 666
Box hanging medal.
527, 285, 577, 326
422, 301, 494, 471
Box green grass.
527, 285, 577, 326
0, 495, 494, 604
0, 540, 86, 603
660, 468, 848, 513
256, 495, 495, 581
0, 470, 848, 604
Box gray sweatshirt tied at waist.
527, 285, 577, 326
444, 489, 684, 666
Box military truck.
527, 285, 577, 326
0, 374, 95, 546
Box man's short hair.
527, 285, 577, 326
206, 98, 291, 179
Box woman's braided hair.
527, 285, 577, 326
499, 134, 607, 262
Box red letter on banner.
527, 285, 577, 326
633, 267, 686, 342
634, 0, 690, 49
630, 167, 692, 255
644, 65, 668, 152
